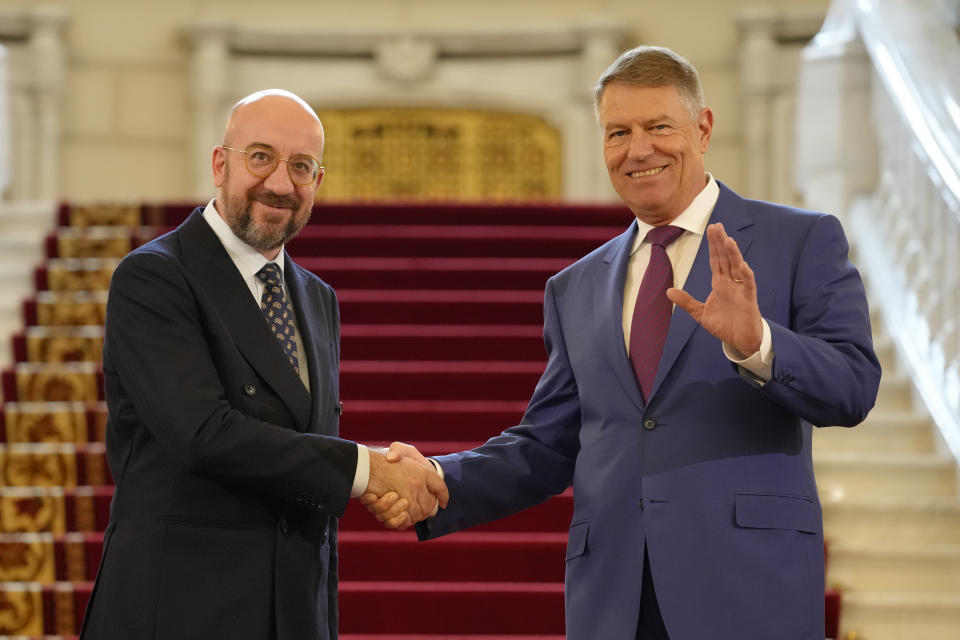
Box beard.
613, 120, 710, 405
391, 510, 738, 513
219, 167, 312, 252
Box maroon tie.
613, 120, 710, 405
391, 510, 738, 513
629, 225, 684, 402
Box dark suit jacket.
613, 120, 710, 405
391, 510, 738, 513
418, 182, 882, 640
80, 208, 356, 640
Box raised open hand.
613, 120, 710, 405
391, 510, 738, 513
666, 222, 763, 356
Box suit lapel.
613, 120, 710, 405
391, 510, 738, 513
177, 210, 312, 432
648, 182, 756, 400
284, 258, 333, 435
593, 221, 646, 412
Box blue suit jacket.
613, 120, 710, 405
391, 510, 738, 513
419, 183, 881, 640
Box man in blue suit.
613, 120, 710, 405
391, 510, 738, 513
365, 46, 881, 639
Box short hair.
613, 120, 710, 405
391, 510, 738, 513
594, 46, 705, 122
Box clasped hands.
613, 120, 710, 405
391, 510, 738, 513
361, 442, 445, 531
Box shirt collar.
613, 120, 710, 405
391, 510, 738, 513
202, 198, 286, 280
630, 174, 720, 255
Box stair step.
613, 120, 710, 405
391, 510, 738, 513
339, 531, 567, 582
340, 400, 528, 443
12, 326, 105, 364
35, 258, 119, 292
285, 224, 621, 258
0, 580, 92, 635
337, 289, 545, 325
872, 333, 899, 373
341, 361, 545, 402
813, 410, 934, 454
828, 541, 960, 593
0, 201, 58, 228
24, 291, 108, 327
0, 486, 113, 533
873, 371, 914, 410
0, 532, 103, 583
341, 324, 545, 361
338, 581, 565, 634
2, 362, 101, 403
0, 443, 111, 487
815, 451, 957, 500
340, 489, 573, 533
302, 257, 573, 291
822, 497, 960, 544
838, 591, 960, 640
1, 401, 107, 445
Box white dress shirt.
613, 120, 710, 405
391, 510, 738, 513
202, 200, 370, 497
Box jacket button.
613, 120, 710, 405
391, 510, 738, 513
280, 518, 289, 534
243, 383, 256, 396
336, 402, 344, 416
643, 419, 656, 431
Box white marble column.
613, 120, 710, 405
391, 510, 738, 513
0, 43, 9, 199
573, 18, 624, 203
738, 7, 778, 203
794, 0, 877, 218
29, 5, 68, 202
185, 20, 232, 199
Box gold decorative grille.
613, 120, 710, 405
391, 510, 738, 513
313, 107, 562, 202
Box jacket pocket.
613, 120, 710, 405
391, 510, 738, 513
566, 521, 589, 560
734, 492, 819, 534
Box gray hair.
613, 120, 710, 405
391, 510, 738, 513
593, 46, 705, 122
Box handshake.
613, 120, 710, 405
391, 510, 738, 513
360, 442, 447, 531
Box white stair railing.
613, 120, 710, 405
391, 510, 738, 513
796, 0, 960, 466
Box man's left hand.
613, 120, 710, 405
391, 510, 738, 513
667, 222, 763, 355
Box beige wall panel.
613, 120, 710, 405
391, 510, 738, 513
700, 67, 743, 142
57, 0, 188, 64
703, 138, 745, 194
117, 67, 186, 141
61, 143, 187, 201
65, 66, 116, 138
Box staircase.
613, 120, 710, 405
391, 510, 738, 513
815, 300, 960, 639
0, 200, 957, 639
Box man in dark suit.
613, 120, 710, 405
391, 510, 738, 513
363, 47, 881, 639
79, 89, 447, 640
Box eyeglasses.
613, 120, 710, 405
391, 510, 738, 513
222, 144, 324, 186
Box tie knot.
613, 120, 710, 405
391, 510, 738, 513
256, 263, 282, 286
645, 225, 684, 248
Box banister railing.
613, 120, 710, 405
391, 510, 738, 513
796, 0, 960, 465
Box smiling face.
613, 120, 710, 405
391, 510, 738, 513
212, 92, 325, 259
599, 82, 713, 226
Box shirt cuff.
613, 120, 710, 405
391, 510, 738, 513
350, 444, 370, 498
722, 319, 773, 383
428, 457, 444, 480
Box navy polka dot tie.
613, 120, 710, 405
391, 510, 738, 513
256, 263, 299, 373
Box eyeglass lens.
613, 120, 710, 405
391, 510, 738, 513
244, 145, 320, 185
